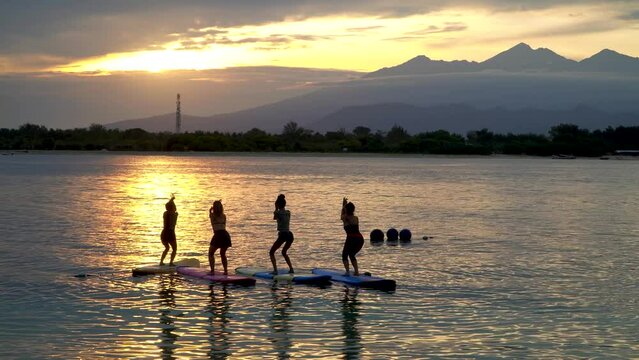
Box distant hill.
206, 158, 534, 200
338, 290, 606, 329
365, 42, 638, 77
105, 43, 639, 134
481, 42, 577, 72
310, 103, 638, 134
580, 49, 639, 73
366, 55, 479, 77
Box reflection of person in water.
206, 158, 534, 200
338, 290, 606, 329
341, 287, 362, 359
158, 275, 178, 359
160, 195, 178, 266
207, 284, 230, 359
268, 283, 293, 358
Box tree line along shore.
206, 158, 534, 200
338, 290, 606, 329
2, 122, 638, 156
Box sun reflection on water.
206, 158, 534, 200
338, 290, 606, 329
112, 156, 234, 267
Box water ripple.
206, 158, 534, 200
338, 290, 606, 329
1, 154, 638, 358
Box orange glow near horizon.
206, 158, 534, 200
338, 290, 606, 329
47, 4, 639, 74
54, 46, 257, 74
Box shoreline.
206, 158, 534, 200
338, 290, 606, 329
0, 149, 615, 159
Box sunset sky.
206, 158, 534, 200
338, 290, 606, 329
1, 1, 638, 74
1, 1, 639, 129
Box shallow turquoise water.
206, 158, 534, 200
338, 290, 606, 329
0, 153, 638, 358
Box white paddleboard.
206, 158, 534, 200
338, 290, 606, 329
132, 258, 200, 276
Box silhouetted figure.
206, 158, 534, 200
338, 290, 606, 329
341, 197, 364, 276
160, 195, 178, 266
209, 200, 232, 275
270, 194, 294, 274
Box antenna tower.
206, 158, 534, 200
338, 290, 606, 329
175, 93, 181, 133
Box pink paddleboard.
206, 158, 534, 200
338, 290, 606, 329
177, 266, 256, 286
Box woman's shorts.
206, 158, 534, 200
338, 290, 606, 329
342, 235, 364, 258
161, 229, 176, 247
211, 229, 232, 249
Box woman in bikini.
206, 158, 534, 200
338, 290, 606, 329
160, 195, 178, 266
341, 197, 364, 276
209, 200, 232, 275
270, 194, 294, 274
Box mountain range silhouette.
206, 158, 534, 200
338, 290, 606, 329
366, 42, 639, 77
106, 43, 639, 134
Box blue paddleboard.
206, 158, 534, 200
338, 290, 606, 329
236, 267, 331, 285
312, 268, 396, 290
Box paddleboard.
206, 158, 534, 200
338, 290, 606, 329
312, 268, 396, 291
132, 258, 200, 276
236, 267, 331, 285
177, 267, 256, 286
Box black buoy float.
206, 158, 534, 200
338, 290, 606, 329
386, 228, 399, 242
370, 229, 384, 243
399, 229, 412, 242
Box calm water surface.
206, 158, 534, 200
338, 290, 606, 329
0, 153, 638, 359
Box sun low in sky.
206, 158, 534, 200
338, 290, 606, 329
0, 2, 635, 75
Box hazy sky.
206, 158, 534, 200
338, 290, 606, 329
1, 1, 638, 128
1, 0, 638, 74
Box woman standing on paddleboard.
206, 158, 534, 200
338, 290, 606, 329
270, 194, 294, 274
341, 197, 364, 276
209, 200, 232, 275
160, 195, 178, 266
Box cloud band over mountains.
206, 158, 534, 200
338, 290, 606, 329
1, 1, 638, 73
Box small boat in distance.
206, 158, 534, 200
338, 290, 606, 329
600, 150, 639, 160
551, 154, 576, 159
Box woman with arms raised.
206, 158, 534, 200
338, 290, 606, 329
270, 194, 294, 274
341, 197, 364, 276
160, 195, 178, 266
209, 200, 232, 275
